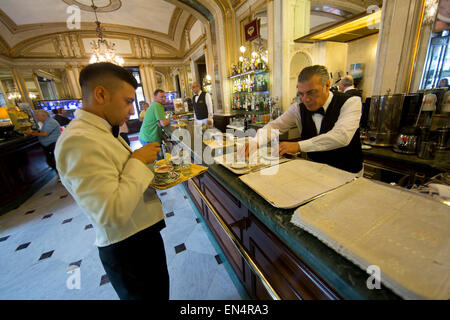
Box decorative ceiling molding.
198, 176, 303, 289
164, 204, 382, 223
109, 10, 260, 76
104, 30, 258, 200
62, 0, 122, 12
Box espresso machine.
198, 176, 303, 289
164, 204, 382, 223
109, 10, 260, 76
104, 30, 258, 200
365, 92, 405, 147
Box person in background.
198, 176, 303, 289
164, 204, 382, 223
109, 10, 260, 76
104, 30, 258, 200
119, 120, 130, 146
52, 108, 71, 126
244, 65, 363, 174
191, 81, 213, 126
55, 62, 168, 300
138, 89, 170, 151
25, 109, 61, 171
438, 78, 449, 89
338, 75, 362, 97
139, 102, 149, 122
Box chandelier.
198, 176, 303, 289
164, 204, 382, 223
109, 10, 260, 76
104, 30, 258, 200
89, 0, 124, 66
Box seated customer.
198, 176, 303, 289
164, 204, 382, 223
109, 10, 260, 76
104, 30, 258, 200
52, 107, 71, 126
25, 109, 61, 171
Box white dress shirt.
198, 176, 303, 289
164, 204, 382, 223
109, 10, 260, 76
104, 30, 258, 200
193, 90, 214, 125
55, 109, 164, 247
344, 86, 355, 93
257, 91, 362, 153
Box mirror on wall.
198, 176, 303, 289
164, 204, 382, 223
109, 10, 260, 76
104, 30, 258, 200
410, 0, 450, 93
0, 67, 16, 106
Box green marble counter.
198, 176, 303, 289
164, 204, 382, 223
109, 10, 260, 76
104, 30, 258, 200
163, 122, 400, 299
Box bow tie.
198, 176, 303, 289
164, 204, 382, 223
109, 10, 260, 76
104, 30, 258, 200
111, 125, 120, 138
310, 107, 325, 116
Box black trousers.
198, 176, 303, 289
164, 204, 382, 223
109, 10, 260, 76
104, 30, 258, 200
98, 220, 169, 300
41, 142, 57, 171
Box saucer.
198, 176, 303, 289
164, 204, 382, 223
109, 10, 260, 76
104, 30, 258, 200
152, 172, 180, 186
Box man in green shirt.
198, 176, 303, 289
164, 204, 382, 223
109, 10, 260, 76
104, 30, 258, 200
139, 89, 170, 146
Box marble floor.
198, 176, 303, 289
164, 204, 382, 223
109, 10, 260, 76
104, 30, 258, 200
0, 161, 246, 300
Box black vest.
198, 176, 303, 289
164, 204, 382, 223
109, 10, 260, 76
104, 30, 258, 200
193, 92, 208, 120
299, 92, 363, 173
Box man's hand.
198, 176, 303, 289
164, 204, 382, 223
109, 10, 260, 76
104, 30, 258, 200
131, 142, 161, 164
239, 140, 258, 159
279, 141, 300, 156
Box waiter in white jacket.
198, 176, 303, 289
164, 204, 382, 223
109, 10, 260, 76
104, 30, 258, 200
55, 62, 168, 300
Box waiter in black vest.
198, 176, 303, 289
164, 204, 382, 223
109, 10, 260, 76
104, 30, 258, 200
244, 65, 363, 174
192, 81, 213, 126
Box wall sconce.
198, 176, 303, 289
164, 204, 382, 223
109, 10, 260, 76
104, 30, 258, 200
8, 92, 21, 100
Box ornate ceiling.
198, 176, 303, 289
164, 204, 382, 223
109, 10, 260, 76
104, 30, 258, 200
0, 0, 383, 63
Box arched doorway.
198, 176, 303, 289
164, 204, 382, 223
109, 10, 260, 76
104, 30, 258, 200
289, 51, 312, 104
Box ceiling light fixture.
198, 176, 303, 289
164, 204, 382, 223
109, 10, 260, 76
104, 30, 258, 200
310, 10, 382, 41
89, 0, 124, 66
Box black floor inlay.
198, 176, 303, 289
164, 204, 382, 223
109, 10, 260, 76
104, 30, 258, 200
42, 214, 53, 219
174, 243, 186, 254
100, 274, 110, 286
25, 210, 35, 215
215, 254, 223, 265
16, 242, 31, 251
62, 218, 73, 224
60, 194, 68, 199
160, 192, 167, 196
39, 250, 54, 261
69, 260, 82, 268
196, 218, 200, 224
84, 224, 93, 230
166, 211, 174, 218
0, 235, 10, 242
184, 195, 188, 199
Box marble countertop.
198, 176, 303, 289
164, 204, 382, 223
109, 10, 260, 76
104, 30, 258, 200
163, 122, 400, 299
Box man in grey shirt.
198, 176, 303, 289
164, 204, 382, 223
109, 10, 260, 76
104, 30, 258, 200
25, 109, 61, 171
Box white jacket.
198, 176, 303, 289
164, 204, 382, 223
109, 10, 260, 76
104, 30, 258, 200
55, 109, 164, 247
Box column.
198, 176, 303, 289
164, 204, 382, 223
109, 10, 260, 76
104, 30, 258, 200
65, 64, 81, 98
270, 0, 310, 111
11, 68, 32, 106
32, 72, 44, 101
371, 0, 424, 95
139, 64, 152, 102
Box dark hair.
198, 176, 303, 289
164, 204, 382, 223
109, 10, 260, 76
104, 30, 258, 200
79, 62, 138, 97
154, 89, 165, 96
51, 109, 58, 115
298, 65, 330, 85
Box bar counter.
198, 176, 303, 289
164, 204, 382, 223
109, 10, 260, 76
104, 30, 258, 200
162, 121, 403, 300
0, 136, 55, 215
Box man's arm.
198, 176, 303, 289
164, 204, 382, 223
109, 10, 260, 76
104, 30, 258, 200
256, 102, 300, 142
56, 134, 155, 228
298, 96, 362, 152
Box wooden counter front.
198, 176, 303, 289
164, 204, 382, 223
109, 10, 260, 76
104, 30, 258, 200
0, 136, 55, 215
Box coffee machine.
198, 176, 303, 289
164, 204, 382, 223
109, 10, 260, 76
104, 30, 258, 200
365, 92, 405, 147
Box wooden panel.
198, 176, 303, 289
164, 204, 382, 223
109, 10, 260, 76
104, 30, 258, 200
0, 137, 52, 209
206, 206, 245, 282
245, 212, 340, 300
183, 180, 203, 216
